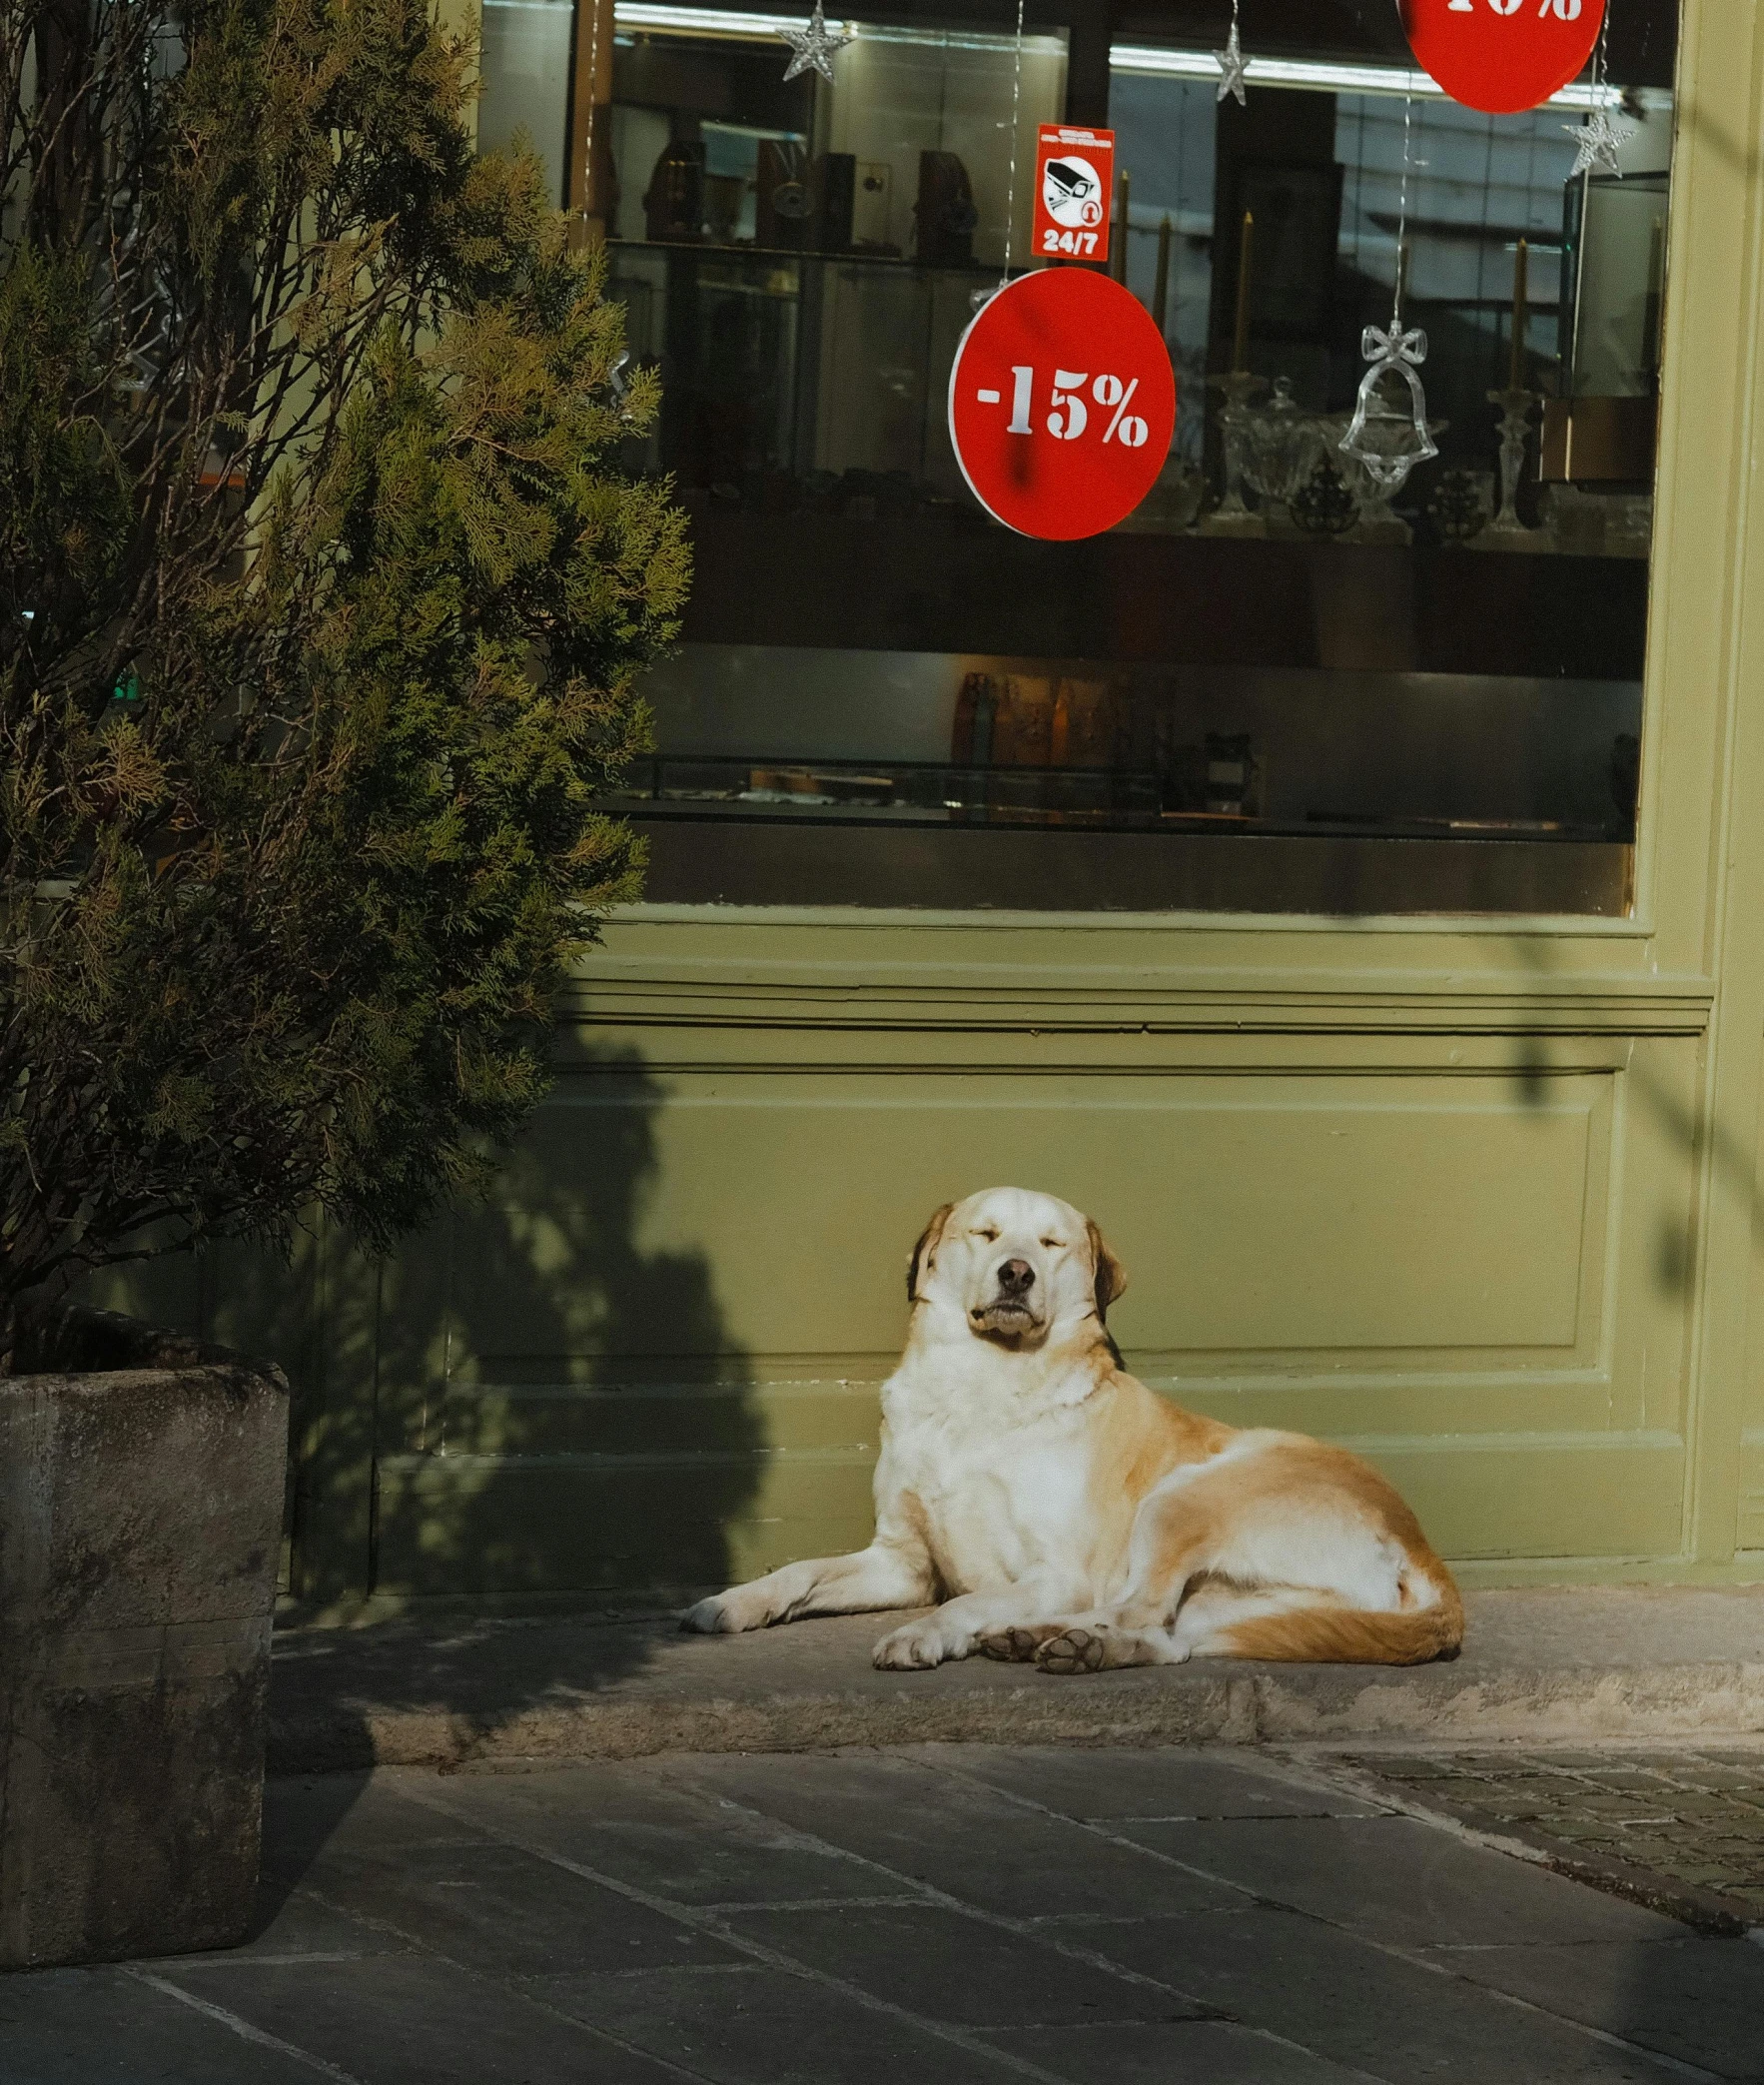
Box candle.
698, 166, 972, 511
1233, 209, 1254, 373
1153, 213, 1173, 335
1508, 238, 1529, 391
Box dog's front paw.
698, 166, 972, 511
681, 1591, 772, 1634
680, 1594, 735, 1633
1034, 1625, 1108, 1675
979, 1624, 1055, 1662
873, 1622, 946, 1670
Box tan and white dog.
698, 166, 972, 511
682, 1186, 1463, 1673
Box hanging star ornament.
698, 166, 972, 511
779, 1, 853, 83
1565, 107, 1634, 179
1214, 18, 1248, 105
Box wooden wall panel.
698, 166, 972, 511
365, 1039, 1696, 1596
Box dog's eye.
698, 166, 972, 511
973, 1227, 1000, 1242
1041, 1237, 1065, 1250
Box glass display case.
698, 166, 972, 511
484, 0, 1680, 914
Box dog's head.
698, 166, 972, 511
906, 1187, 1126, 1351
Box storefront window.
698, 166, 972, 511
492, 0, 1680, 913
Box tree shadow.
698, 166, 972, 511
74, 1042, 762, 1937
1494, 931, 1759, 1309
363, 1039, 763, 1613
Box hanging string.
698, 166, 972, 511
1390, 71, 1414, 329
1592, 0, 1613, 105
580, 0, 603, 232
998, 0, 1026, 289
1338, 59, 1435, 495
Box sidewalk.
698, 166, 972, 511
10, 1742, 1764, 2083
270, 1585, 1764, 1774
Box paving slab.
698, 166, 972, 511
1078, 1905, 1694, 2083
423, 1763, 926, 1907
1108, 1813, 1684, 1947
149, 1951, 690, 2084
716, 1901, 1204, 2027
269, 1586, 1764, 1773
3, 1743, 1750, 2085
1441, 1938, 1764, 2080
904, 1740, 1381, 1820
529, 1961, 1048, 2085
0, 1965, 327, 2084
273, 1835, 744, 1978
667, 1751, 1249, 1918
978, 2020, 1379, 2084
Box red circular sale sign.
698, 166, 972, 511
948, 269, 1176, 541
1400, 0, 1604, 116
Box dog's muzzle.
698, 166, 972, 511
973, 1259, 1041, 1336
973, 1299, 1038, 1331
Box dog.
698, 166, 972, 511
681, 1186, 1463, 1673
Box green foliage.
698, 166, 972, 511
0, 0, 687, 1332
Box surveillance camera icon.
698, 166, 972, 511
1043, 156, 1104, 230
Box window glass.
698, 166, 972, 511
478, 0, 575, 198
490, 0, 1681, 913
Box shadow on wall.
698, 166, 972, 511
364, 1040, 762, 1615
1494, 933, 1756, 1309
75, 1041, 762, 1751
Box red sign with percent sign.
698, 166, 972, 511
1400, 0, 1604, 115
947, 269, 1176, 541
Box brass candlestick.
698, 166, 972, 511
1113, 170, 1131, 284
1232, 208, 1254, 372
1202, 212, 1266, 533
1507, 238, 1528, 392
1152, 213, 1173, 338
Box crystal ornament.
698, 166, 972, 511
780, 1, 854, 83
1291, 455, 1356, 536
1214, 17, 1248, 105
1565, 107, 1633, 179
1482, 387, 1540, 539
1243, 376, 1324, 522
1427, 468, 1492, 545
1339, 321, 1438, 498
1201, 370, 1268, 533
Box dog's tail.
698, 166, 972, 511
1221, 1574, 1464, 1667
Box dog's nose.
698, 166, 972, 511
998, 1258, 1035, 1296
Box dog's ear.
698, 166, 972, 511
1088, 1218, 1128, 1322
907, 1202, 956, 1304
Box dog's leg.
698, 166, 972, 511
681, 1543, 934, 1635
1033, 1615, 1188, 1672
1029, 1485, 1221, 1675
872, 1576, 1089, 1670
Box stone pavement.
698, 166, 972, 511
1328, 1745, 1764, 1934
267, 1586, 1764, 1772
8, 1742, 1764, 2084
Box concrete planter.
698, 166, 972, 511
0, 1305, 288, 1968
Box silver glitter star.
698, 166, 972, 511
779, 2, 853, 83
1564, 107, 1634, 178
1214, 19, 1248, 105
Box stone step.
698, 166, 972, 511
268, 1583, 1764, 1774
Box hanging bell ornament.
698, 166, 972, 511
1339, 321, 1438, 498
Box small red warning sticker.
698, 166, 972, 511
1032, 126, 1116, 267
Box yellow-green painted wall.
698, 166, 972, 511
89, 0, 1764, 1614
